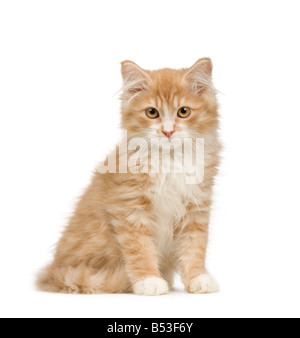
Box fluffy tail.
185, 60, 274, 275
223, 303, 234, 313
36, 264, 131, 294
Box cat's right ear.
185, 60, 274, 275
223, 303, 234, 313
121, 61, 151, 95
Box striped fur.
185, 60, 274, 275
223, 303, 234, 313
37, 59, 220, 295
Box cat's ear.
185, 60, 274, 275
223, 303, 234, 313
121, 61, 151, 95
185, 58, 213, 95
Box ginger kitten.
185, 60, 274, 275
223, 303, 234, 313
37, 58, 220, 295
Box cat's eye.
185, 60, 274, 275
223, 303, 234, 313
177, 107, 191, 118
146, 108, 159, 119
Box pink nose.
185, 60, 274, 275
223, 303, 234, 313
162, 130, 175, 139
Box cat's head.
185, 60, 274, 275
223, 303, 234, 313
120, 58, 218, 142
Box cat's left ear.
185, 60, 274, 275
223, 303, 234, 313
184, 58, 213, 95
121, 60, 151, 95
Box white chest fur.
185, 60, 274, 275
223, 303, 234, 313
149, 173, 201, 256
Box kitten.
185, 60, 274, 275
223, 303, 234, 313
37, 58, 220, 295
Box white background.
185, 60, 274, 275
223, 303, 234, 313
1, 0, 300, 318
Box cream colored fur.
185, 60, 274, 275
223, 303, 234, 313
37, 58, 220, 295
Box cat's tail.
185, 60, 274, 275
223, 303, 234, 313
36, 263, 131, 294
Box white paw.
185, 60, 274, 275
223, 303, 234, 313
133, 277, 169, 296
187, 274, 219, 294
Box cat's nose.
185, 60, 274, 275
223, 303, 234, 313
162, 130, 175, 139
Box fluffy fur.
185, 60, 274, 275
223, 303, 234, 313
37, 58, 220, 295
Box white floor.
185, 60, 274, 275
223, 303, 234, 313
1, 269, 299, 318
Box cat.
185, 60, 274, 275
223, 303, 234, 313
37, 58, 221, 295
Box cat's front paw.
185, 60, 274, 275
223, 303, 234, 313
186, 273, 218, 294
133, 277, 169, 296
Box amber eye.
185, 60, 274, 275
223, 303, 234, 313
177, 107, 191, 118
146, 108, 159, 119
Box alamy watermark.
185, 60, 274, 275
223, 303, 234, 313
97, 131, 205, 184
